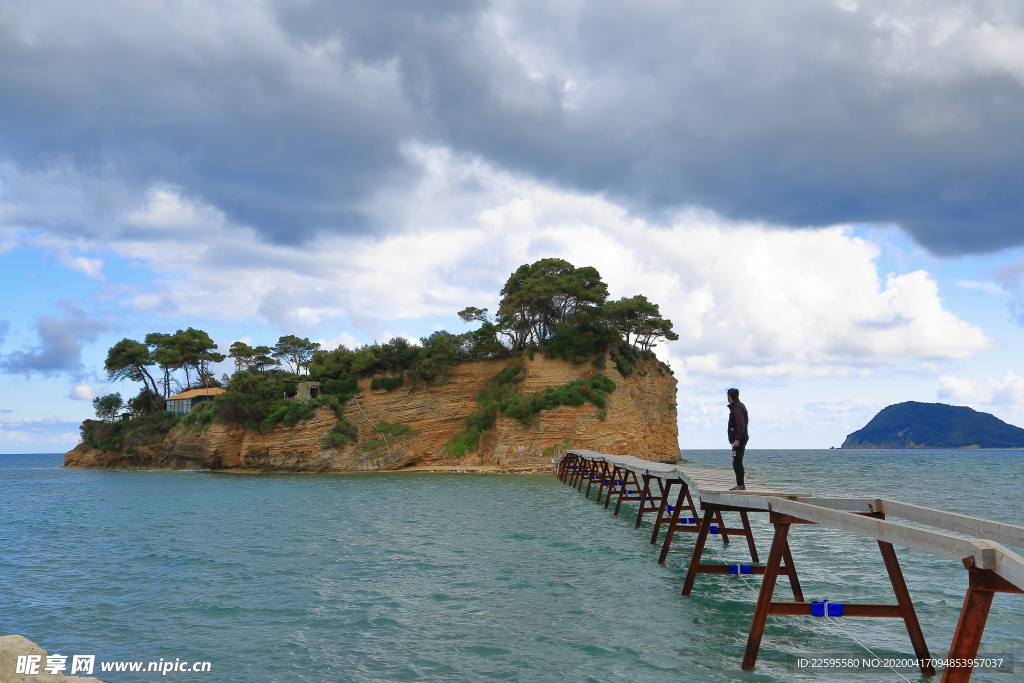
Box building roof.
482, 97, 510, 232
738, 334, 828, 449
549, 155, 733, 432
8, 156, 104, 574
167, 387, 227, 401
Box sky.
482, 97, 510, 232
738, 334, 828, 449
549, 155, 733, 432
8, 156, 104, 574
3, 0, 1024, 452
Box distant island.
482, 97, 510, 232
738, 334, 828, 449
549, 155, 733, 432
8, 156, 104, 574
842, 401, 1024, 449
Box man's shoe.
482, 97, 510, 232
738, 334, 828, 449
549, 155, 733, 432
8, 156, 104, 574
729, 485, 745, 491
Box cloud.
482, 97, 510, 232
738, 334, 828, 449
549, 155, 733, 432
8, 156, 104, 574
955, 279, 1002, 294
317, 332, 361, 352
0, 416, 82, 447
0, 1, 1023, 254
61, 255, 106, 280
0, 319, 9, 347
1, 302, 107, 376
69, 383, 97, 401
938, 371, 1024, 406
16, 146, 993, 384
994, 256, 1024, 325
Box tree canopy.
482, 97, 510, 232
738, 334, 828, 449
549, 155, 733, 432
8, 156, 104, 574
496, 258, 609, 350
604, 295, 679, 351
105, 338, 160, 402
229, 342, 276, 374
273, 335, 320, 375
92, 393, 124, 421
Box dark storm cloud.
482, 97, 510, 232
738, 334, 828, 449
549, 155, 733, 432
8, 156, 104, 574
1, 0, 1023, 253
1, 302, 106, 376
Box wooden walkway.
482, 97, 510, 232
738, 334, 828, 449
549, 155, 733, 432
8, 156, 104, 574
554, 449, 1024, 682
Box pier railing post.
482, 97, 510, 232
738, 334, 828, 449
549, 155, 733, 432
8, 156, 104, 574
741, 522, 791, 671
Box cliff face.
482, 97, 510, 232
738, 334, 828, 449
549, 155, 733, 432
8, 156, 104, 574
65, 355, 679, 471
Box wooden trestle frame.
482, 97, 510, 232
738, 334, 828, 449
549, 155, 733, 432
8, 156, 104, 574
554, 450, 1024, 682
741, 511, 935, 675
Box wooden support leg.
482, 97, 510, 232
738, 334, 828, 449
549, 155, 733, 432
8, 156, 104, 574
649, 480, 673, 541
878, 541, 934, 676
653, 482, 684, 545
577, 461, 590, 491
612, 470, 628, 514
603, 467, 619, 509
681, 509, 716, 595
715, 509, 730, 545
635, 474, 653, 528
657, 484, 688, 562
589, 462, 602, 499
600, 464, 615, 504
941, 573, 996, 683
740, 510, 759, 563
561, 456, 574, 481
741, 523, 791, 671
613, 471, 638, 516
780, 539, 804, 602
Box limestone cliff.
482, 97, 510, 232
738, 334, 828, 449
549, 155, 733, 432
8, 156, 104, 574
65, 355, 678, 472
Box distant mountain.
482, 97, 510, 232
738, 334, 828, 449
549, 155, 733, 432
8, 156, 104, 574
842, 401, 1024, 449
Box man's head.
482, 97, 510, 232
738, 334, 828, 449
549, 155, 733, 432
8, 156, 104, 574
727, 388, 739, 403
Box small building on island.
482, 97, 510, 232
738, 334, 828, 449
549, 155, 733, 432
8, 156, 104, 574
284, 381, 321, 400
165, 387, 226, 416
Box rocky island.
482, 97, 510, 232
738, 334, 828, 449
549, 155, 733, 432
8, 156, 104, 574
841, 401, 1024, 449
65, 258, 680, 472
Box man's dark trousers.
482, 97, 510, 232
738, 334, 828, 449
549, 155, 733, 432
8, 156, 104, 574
732, 440, 748, 487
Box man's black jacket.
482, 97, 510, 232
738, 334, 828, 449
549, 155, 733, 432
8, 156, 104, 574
728, 401, 749, 444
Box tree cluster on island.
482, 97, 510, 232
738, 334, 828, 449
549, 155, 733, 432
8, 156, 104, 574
85, 259, 678, 455
100, 329, 320, 414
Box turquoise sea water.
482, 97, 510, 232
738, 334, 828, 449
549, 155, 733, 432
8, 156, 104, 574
1, 450, 1021, 683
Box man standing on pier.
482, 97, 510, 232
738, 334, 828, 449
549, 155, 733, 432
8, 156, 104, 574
727, 388, 749, 491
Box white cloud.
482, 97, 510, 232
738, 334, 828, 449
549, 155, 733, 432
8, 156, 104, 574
3, 146, 995, 384
955, 279, 1002, 294
938, 371, 1024, 406
61, 255, 106, 281
0, 416, 82, 449
971, 21, 1024, 86
127, 185, 227, 233
69, 383, 97, 400
317, 331, 360, 352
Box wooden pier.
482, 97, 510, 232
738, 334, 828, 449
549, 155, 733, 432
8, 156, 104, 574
555, 450, 1024, 682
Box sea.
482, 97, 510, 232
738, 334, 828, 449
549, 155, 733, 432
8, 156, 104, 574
1, 450, 1021, 683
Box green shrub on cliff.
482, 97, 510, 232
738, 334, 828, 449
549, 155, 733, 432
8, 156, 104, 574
261, 401, 317, 430
81, 411, 178, 451
323, 418, 359, 449
444, 365, 616, 456
370, 375, 404, 392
